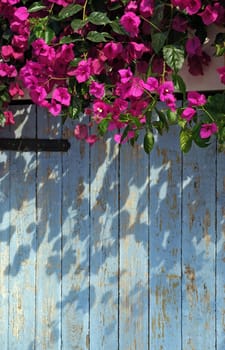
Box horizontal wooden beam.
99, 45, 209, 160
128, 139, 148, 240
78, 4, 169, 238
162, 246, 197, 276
0, 138, 70, 152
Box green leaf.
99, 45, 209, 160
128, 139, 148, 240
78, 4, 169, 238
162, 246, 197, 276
178, 117, 187, 129
88, 12, 111, 25
163, 45, 185, 73
28, 2, 46, 13
172, 73, 186, 95
42, 27, 55, 44
86, 31, 108, 42
120, 125, 130, 143
153, 121, 164, 135
98, 118, 109, 136
110, 19, 126, 35
69, 58, 82, 67
151, 32, 168, 54
155, 108, 168, 131
167, 110, 177, 125
205, 93, 225, 120
68, 106, 79, 119
180, 129, 192, 153
0, 91, 10, 103
144, 131, 154, 154
58, 4, 82, 19
108, 2, 123, 11
59, 35, 76, 44
0, 84, 7, 92
0, 113, 6, 127
71, 19, 87, 31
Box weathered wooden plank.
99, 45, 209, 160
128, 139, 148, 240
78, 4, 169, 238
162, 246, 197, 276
89, 137, 119, 350
61, 120, 90, 350
7, 105, 37, 349
119, 140, 149, 350
0, 146, 11, 349
149, 126, 182, 349
0, 112, 17, 348
216, 149, 225, 350
35, 108, 62, 350
182, 142, 216, 350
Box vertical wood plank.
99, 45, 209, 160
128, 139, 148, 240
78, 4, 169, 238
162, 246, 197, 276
119, 141, 149, 350
35, 108, 62, 350
0, 124, 12, 349
61, 120, 90, 350
89, 138, 119, 350
182, 142, 216, 350
216, 150, 225, 350
7, 105, 37, 349
149, 126, 182, 349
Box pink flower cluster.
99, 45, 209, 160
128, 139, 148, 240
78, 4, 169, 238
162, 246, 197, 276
171, 0, 225, 24
19, 39, 74, 116
0, 0, 224, 148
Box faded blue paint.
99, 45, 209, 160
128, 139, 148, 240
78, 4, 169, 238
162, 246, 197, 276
182, 142, 217, 350
119, 141, 149, 350
61, 119, 90, 350
90, 137, 119, 350
0, 105, 224, 350
149, 127, 182, 349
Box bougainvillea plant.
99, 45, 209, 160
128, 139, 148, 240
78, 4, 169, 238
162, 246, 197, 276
1, 0, 225, 153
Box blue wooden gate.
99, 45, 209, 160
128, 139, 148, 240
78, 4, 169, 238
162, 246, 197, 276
0, 104, 224, 350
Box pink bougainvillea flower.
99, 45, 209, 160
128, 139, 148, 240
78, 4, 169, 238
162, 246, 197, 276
200, 123, 218, 139
56, 43, 74, 63
118, 67, 133, 84
1, 45, 14, 60
91, 58, 105, 75
0, 63, 17, 77
29, 86, 47, 105
12, 34, 28, 51
103, 42, 123, 60
120, 11, 141, 37
217, 66, 225, 84
48, 100, 62, 116
74, 124, 88, 140
187, 53, 210, 76
186, 37, 202, 56
139, 0, 154, 18
124, 42, 149, 63
158, 81, 177, 111
32, 39, 55, 62
93, 100, 111, 122
181, 107, 196, 122
125, 0, 138, 12
129, 100, 148, 117
114, 130, 135, 144
185, 0, 201, 15
127, 77, 145, 98
112, 98, 128, 118
52, 87, 71, 106
198, 5, 218, 25
89, 81, 105, 99
171, 0, 188, 10
187, 91, 206, 106
85, 134, 98, 145
214, 3, 225, 25
4, 110, 15, 125
13, 7, 29, 21
9, 82, 24, 97
172, 15, 188, 32
158, 81, 175, 101
144, 77, 159, 92
67, 59, 91, 83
